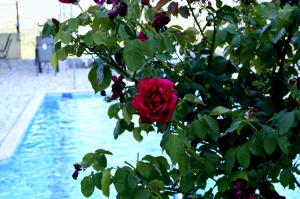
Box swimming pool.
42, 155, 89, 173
0, 92, 162, 199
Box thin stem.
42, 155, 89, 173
76, 3, 85, 13
186, 0, 208, 43
124, 161, 135, 170
208, 14, 216, 70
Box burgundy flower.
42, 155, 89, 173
51, 18, 60, 26
248, 107, 260, 120
141, 0, 150, 6
111, 76, 126, 102
137, 32, 148, 42
72, 163, 82, 180
131, 78, 178, 124
58, 0, 78, 4
234, 179, 256, 199
151, 12, 170, 32
94, 0, 106, 6
117, 1, 128, 17
297, 77, 300, 89
108, 8, 119, 19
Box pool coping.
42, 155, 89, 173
0, 89, 93, 161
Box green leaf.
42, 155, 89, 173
93, 154, 107, 171
127, 172, 139, 189
276, 136, 290, 154
249, 143, 264, 157
113, 167, 129, 194
101, 168, 112, 197
164, 133, 184, 164
122, 106, 132, 125
68, 18, 79, 32
148, 179, 165, 191
181, 173, 195, 193
179, 6, 190, 18
231, 34, 241, 47
278, 111, 295, 134
280, 168, 294, 188
61, 31, 72, 44
210, 106, 231, 116
240, 42, 256, 60
93, 30, 107, 45
264, 134, 277, 155
203, 115, 219, 141
123, 40, 145, 71
183, 94, 205, 105
113, 120, 122, 139
108, 103, 121, 119
93, 172, 102, 190
88, 62, 112, 92
192, 119, 207, 139
81, 176, 95, 198
217, 177, 229, 193
82, 153, 95, 167
272, 28, 286, 44
84, 31, 94, 47
50, 53, 58, 68
132, 188, 151, 199
236, 145, 250, 168
230, 171, 248, 182
133, 127, 143, 142
225, 120, 241, 133
225, 148, 236, 174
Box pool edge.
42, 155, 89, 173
0, 92, 45, 161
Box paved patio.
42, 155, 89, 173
0, 59, 92, 144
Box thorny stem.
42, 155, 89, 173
186, 0, 208, 43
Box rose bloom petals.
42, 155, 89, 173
58, 0, 78, 4
131, 78, 177, 124
151, 12, 170, 32
141, 0, 150, 6
137, 32, 148, 42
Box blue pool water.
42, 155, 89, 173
0, 93, 162, 199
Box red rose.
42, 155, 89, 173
151, 12, 170, 32
131, 78, 177, 124
58, 0, 78, 3
137, 32, 148, 42
141, 0, 150, 6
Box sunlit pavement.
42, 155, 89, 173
0, 59, 92, 144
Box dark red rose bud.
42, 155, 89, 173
94, 0, 106, 6
152, 12, 170, 32
100, 91, 106, 96
108, 8, 119, 19
137, 32, 148, 42
117, 1, 128, 17
73, 163, 82, 171
297, 77, 300, 89
51, 18, 60, 26
141, 0, 150, 6
58, 0, 78, 4
111, 76, 126, 102
72, 170, 79, 180
288, 77, 297, 85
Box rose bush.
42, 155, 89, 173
43, 0, 300, 198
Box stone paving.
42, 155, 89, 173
0, 59, 92, 144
